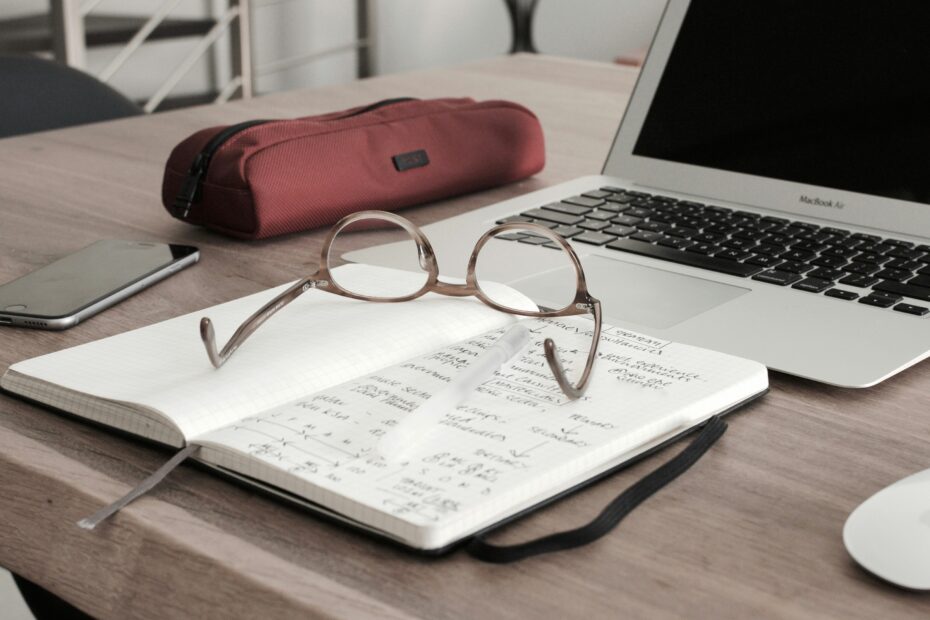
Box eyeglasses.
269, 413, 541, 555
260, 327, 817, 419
200, 210, 603, 399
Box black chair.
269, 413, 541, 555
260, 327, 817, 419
1, 54, 140, 619
0, 55, 141, 139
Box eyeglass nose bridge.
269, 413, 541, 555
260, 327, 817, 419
430, 278, 479, 297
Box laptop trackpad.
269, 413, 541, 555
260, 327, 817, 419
514, 255, 750, 329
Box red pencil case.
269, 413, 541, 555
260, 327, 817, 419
161, 97, 545, 239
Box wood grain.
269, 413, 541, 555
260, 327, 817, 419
0, 54, 928, 619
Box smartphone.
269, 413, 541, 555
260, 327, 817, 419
0, 240, 199, 330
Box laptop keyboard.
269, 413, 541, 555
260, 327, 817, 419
496, 186, 930, 316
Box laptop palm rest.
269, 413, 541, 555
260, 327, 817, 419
514, 255, 750, 330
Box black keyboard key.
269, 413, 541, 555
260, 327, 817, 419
885, 239, 915, 248
781, 249, 816, 262
807, 267, 845, 281
745, 254, 784, 268
715, 248, 752, 261
792, 277, 833, 293
852, 252, 888, 264
521, 208, 583, 226
604, 238, 762, 277
825, 289, 859, 301
874, 267, 913, 282
832, 237, 865, 250
552, 225, 584, 238
704, 224, 739, 236
692, 232, 725, 244
686, 243, 716, 255
600, 186, 627, 193
764, 234, 791, 246
625, 207, 653, 218
543, 202, 591, 216
859, 242, 896, 254
732, 229, 767, 241
844, 262, 880, 275
586, 209, 619, 222
623, 190, 652, 198
838, 274, 880, 288
496, 232, 527, 241
666, 226, 699, 239
762, 215, 790, 225
678, 200, 708, 213
563, 196, 605, 208
754, 244, 785, 257
886, 247, 923, 260
811, 255, 848, 269
792, 240, 828, 252
873, 280, 930, 302
497, 215, 533, 224
851, 232, 881, 242
722, 238, 757, 251
605, 193, 635, 204
657, 237, 694, 250
885, 259, 922, 272
778, 260, 814, 274
603, 225, 636, 237
919, 265, 930, 276
637, 221, 672, 233
578, 219, 611, 231
612, 214, 643, 227
582, 190, 612, 199
823, 245, 859, 258
631, 231, 663, 243
596, 202, 629, 213
907, 274, 930, 288
518, 235, 550, 245
859, 294, 898, 308
572, 232, 615, 245
893, 303, 929, 316
527, 220, 558, 229
822, 227, 851, 237
753, 270, 803, 286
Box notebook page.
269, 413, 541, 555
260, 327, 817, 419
2, 264, 534, 442
196, 318, 768, 548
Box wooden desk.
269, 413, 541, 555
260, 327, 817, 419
1, 55, 928, 619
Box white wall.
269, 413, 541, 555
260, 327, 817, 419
2, 0, 663, 103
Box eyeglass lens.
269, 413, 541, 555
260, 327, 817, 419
327, 215, 429, 299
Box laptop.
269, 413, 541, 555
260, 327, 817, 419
346, 0, 930, 388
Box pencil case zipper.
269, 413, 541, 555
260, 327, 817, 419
171, 97, 417, 218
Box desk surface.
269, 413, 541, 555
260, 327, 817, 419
1, 54, 928, 619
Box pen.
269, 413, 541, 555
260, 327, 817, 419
378, 323, 530, 461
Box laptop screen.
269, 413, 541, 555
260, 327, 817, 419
633, 0, 930, 205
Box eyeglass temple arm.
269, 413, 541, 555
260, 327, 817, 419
201, 276, 326, 368
543, 300, 602, 400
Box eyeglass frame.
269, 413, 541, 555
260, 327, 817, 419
200, 210, 603, 399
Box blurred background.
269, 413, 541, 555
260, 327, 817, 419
0, 0, 662, 112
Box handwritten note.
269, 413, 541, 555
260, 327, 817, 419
196, 317, 764, 543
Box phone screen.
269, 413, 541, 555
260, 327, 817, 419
0, 240, 198, 319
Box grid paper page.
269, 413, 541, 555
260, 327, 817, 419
196, 318, 768, 549
1, 264, 534, 443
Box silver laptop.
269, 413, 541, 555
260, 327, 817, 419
347, 0, 930, 388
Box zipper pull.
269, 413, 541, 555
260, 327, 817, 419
173, 153, 208, 218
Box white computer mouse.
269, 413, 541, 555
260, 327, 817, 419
843, 467, 930, 590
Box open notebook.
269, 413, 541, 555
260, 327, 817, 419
1, 264, 767, 551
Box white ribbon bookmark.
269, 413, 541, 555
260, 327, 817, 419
77, 444, 200, 530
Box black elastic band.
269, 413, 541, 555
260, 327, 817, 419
466, 416, 727, 563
